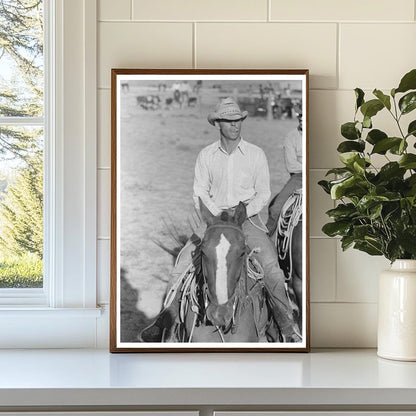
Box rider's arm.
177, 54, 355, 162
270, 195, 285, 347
193, 151, 221, 216
285, 131, 302, 173
246, 149, 271, 218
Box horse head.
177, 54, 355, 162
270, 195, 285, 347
199, 199, 247, 329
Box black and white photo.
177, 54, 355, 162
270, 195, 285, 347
110, 70, 309, 352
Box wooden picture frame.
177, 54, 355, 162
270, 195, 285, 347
110, 69, 310, 352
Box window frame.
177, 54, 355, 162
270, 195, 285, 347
0, 0, 100, 348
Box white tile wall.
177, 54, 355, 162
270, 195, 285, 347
98, 89, 111, 168
270, 0, 415, 22
336, 246, 389, 303
99, 0, 131, 21
339, 24, 416, 90
97, 169, 111, 239
309, 90, 354, 169
196, 23, 338, 90
132, 0, 268, 21
310, 239, 336, 302
98, 22, 193, 88
96, 0, 416, 347
311, 303, 378, 347
97, 239, 110, 305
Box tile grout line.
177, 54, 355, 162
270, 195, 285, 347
130, 0, 133, 20
96, 166, 336, 172
193, 22, 197, 69
333, 197, 339, 303
98, 19, 415, 24
97, 18, 416, 25
267, 0, 271, 22
333, 228, 338, 303
311, 301, 378, 305
336, 22, 340, 90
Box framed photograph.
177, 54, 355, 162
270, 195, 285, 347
110, 69, 309, 352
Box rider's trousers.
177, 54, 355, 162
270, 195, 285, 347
266, 172, 302, 236
167, 214, 297, 339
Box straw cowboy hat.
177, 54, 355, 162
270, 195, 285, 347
207, 97, 248, 126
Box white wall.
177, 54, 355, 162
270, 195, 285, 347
96, 0, 416, 347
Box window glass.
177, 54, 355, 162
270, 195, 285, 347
0, 0, 44, 289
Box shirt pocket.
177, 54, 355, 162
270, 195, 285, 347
239, 173, 252, 189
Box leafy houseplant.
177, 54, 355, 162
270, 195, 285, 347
319, 69, 416, 263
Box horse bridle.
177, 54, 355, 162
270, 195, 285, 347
204, 222, 245, 236
200, 222, 248, 333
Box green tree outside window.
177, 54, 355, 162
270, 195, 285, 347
0, 0, 44, 288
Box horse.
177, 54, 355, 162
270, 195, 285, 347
180, 201, 273, 342
144, 201, 272, 343
268, 189, 303, 329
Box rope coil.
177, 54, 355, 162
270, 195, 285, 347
277, 189, 302, 281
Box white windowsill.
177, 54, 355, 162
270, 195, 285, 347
0, 349, 415, 410
0, 307, 102, 316
0, 307, 105, 349
0, 349, 416, 411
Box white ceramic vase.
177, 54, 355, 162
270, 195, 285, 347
378, 259, 416, 361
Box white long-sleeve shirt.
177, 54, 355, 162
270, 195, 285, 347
284, 128, 302, 173
193, 138, 271, 218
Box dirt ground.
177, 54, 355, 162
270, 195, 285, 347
119, 82, 298, 342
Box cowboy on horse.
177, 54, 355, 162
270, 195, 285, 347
267, 103, 303, 235
141, 97, 300, 343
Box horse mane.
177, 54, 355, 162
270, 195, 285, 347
153, 219, 188, 261
155, 209, 241, 255
153, 210, 203, 261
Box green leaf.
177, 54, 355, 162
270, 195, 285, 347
330, 176, 354, 199
371, 137, 402, 154
377, 162, 406, 181
322, 221, 351, 237
396, 69, 416, 94
354, 241, 383, 256
325, 167, 352, 176
369, 203, 383, 220
399, 154, 416, 169
360, 99, 384, 119
398, 227, 416, 255
390, 139, 408, 155
407, 120, 416, 138
399, 139, 407, 154
363, 116, 372, 129
399, 92, 416, 115
337, 140, 365, 153
338, 153, 370, 177
341, 122, 360, 140
357, 195, 389, 212
386, 240, 402, 263
339, 152, 360, 167
326, 203, 357, 220
353, 158, 366, 174
355, 88, 365, 110
373, 89, 391, 110
391, 88, 396, 98
352, 224, 374, 240
330, 175, 366, 200
406, 174, 416, 187
318, 180, 331, 194
366, 129, 388, 145
341, 235, 355, 251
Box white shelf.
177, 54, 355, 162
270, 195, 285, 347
0, 348, 416, 409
